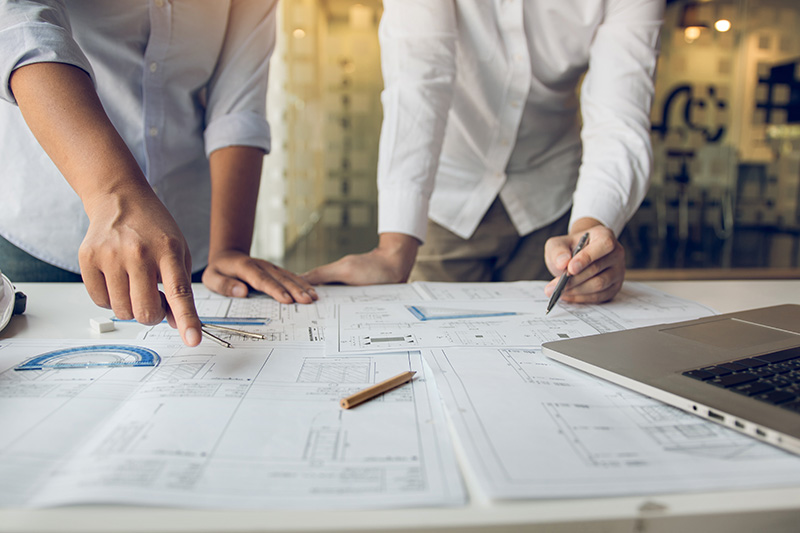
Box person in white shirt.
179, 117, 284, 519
0, 0, 318, 347
305, 0, 663, 305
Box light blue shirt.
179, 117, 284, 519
0, 0, 276, 273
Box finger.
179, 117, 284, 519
80, 265, 111, 309
247, 264, 316, 304
160, 291, 176, 329
275, 267, 318, 300
128, 263, 165, 325
302, 260, 346, 286
568, 246, 622, 287
561, 276, 624, 304
543, 237, 573, 275
202, 267, 250, 299
568, 231, 617, 276
563, 251, 625, 301
106, 270, 134, 321
159, 256, 201, 347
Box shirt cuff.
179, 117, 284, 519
0, 23, 94, 104
378, 187, 430, 243
204, 111, 271, 157
570, 189, 628, 237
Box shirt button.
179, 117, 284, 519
510, 100, 520, 108
154, 0, 164, 7
501, 139, 510, 146
149, 62, 158, 73
149, 127, 159, 137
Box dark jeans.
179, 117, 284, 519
0, 236, 83, 282
0, 235, 205, 283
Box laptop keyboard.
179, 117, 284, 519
683, 346, 800, 413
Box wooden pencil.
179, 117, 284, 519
340, 371, 416, 409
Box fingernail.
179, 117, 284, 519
308, 288, 318, 297
557, 253, 571, 264
185, 327, 201, 346
232, 285, 247, 298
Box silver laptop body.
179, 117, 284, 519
542, 304, 800, 456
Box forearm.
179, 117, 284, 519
10, 62, 153, 213
207, 145, 264, 259
203, 146, 316, 303
11, 62, 202, 345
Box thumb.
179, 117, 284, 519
303, 261, 344, 286
544, 235, 573, 275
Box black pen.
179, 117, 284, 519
545, 232, 590, 315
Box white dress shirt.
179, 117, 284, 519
0, 0, 276, 273
376, 0, 663, 242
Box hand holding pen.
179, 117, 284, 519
543, 221, 627, 310
546, 232, 590, 314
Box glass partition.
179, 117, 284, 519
626, 0, 800, 277
257, 0, 800, 279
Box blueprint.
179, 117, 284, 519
326, 282, 716, 355
413, 280, 551, 301
0, 339, 465, 509
139, 283, 430, 345
425, 346, 800, 500
139, 289, 333, 345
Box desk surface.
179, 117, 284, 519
2, 280, 800, 533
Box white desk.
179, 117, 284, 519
2, 281, 800, 533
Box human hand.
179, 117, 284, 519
9, 62, 202, 346
203, 250, 318, 304
303, 233, 420, 286
543, 219, 625, 304
79, 188, 202, 346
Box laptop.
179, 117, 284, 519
542, 304, 800, 456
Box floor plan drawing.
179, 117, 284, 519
327, 283, 717, 355
424, 346, 800, 500
0, 340, 464, 509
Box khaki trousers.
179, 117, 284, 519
409, 199, 570, 282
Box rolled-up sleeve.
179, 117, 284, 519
571, 0, 663, 235
203, 0, 276, 156
0, 0, 94, 105
376, 0, 458, 243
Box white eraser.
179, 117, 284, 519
90, 317, 116, 333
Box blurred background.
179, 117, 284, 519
251, 0, 800, 280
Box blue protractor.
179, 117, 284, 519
14, 344, 160, 371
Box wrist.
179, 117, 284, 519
377, 233, 420, 282
569, 217, 604, 235
378, 232, 420, 255
81, 176, 156, 220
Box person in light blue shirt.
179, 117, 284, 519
0, 0, 317, 347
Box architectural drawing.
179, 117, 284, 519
425, 347, 800, 500
0, 340, 464, 509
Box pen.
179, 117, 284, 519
546, 231, 590, 315
340, 371, 416, 409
